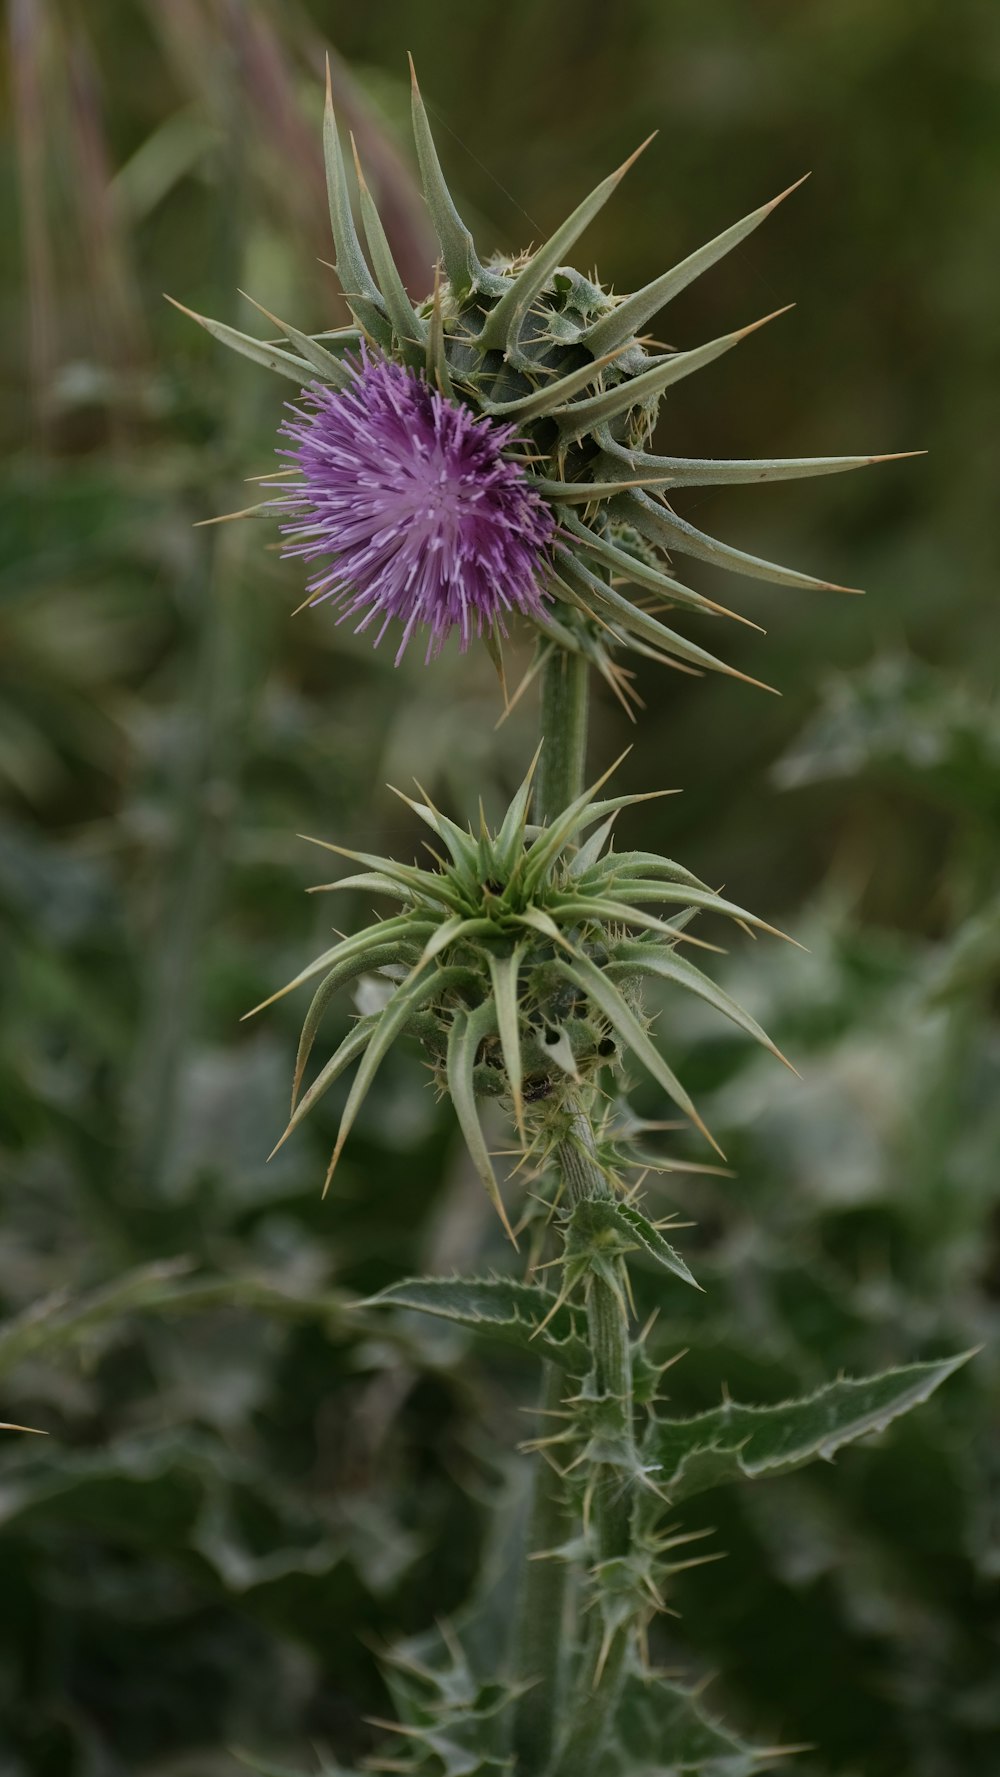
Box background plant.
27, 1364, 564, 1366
1, 4, 997, 1776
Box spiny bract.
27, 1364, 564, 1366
176, 58, 913, 704
245, 751, 791, 1238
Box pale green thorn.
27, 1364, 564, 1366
551, 307, 794, 438
164, 295, 315, 386
408, 53, 481, 295
322, 56, 392, 346
236, 290, 352, 386
350, 132, 427, 360
476, 133, 657, 354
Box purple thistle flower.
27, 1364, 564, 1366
273, 354, 555, 663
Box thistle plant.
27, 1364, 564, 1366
177, 58, 966, 1777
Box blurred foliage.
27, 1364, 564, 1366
0, 1, 997, 1774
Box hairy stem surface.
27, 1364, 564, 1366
511, 647, 591, 1771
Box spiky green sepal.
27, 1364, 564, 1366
248, 752, 789, 1232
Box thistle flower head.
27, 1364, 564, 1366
275, 352, 554, 661
178, 59, 912, 700
246, 751, 792, 1240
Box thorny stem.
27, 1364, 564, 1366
516, 653, 637, 1773
510, 1365, 574, 1774
511, 646, 591, 1772
548, 1113, 635, 1777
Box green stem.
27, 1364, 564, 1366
511, 647, 590, 1772
511, 1365, 573, 1773
535, 646, 590, 823
548, 1112, 636, 1777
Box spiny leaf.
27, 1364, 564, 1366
609, 941, 792, 1069
237, 291, 353, 386
555, 553, 774, 691
425, 263, 455, 395
322, 61, 391, 346
300, 835, 467, 912
600, 1199, 700, 1290
446, 1000, 517, 1242
365, 1274, 590, 1371
325, 966, 466, 1191
243, 915, 431, 1018
581, 880, 794, 943
552, 954, 721, 1154
477, 136, 655, 351
569, 812, 619, 876
577, 850, 707, 891
563, 512, 741, 621
408, 55, 480, 295
626, 491, 860, 594
483, 343, 632, 421
417, 916, 496, 966
307, 871, 410, 900
273, 1016, 378, 1156
641, 1352, 975, 1507
292, 942, 414, 1109
493, 742, 543, 875
603, 446, 922, 490
518, 753, 631, 895
551, 309, 791, 437
388, 784, 480, 879
488, 946, 527, 1133
584, 174, 810, 356
605, 1669, 770, 1777
164, 297, 316, 385
351, 134, 427, 358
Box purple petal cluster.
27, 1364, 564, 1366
274, 353, 555, 662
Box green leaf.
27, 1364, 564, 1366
408, 57, 480, 295
322, 67, 392, 346
302, 836, 467, 912
446, 998, 519, 1242
578, 850, 706, 891
366, 1275, 590, 1372
555, 553, 769, 690
277, 1015, 378, 1152
326, 965, 465, 1186
641, 1353, 974, 1507
388, 784, 480, 882
493, 745, 542, 876
165, 297, 316, 385
487, 946, 526, 1130
238, 291, 353, 387
564, 512, 724, 619
609, 941, 790, 1067
602, 445, 911, 490
244, 915, 433, 1018
607, 1200, 699, 1290
552, 954, 719, 1154
626, 491, 854, 593
551, 310, 788, 438
555, 881, 788, 943
607, 1668, 767, 1776
584, 175, 807, 356
352, 139, 427, 357
483, 344, 629, 422
292, 942, 414, 1108
518, 760, 635, 896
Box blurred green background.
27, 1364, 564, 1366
1, 1, 998, 1773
